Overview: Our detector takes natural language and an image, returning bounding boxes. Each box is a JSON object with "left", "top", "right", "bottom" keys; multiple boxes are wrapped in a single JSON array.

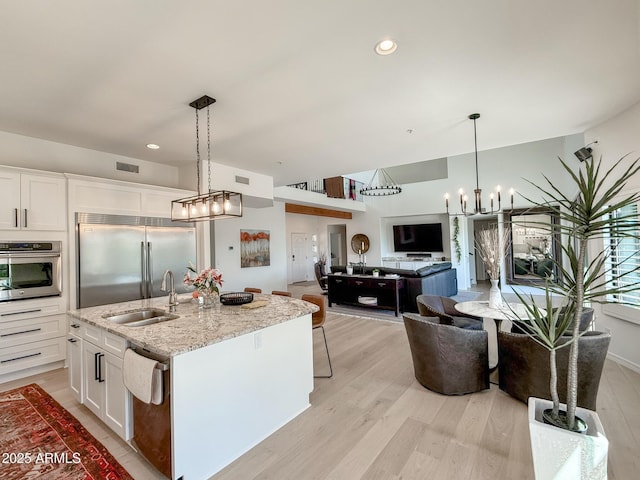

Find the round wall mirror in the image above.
[{"left": 351, "top": 234, "right": 370, "bottom": 253}]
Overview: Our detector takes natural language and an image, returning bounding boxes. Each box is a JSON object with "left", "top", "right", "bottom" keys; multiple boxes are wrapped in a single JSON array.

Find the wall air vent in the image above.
[
  {"left": 235, "top": 175, "right": 250, "bottom": 185},
  {"left": 116, "top": 161, "right": 139, "bottom": 174}
]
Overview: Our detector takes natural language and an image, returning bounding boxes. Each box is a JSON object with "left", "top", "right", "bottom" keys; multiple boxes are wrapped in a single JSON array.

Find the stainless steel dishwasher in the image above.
[{"left": 130, "top": 348, "right": 171, "bottom": 479}]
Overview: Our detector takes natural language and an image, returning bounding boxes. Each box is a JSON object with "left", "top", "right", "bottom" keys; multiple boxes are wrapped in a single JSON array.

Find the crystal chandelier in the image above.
[
  {"left": 171, "top": 95, "right": 242, "bottom": 222},
  {"left": 445, "top": 113, "right": 513, "bottom": 215}
]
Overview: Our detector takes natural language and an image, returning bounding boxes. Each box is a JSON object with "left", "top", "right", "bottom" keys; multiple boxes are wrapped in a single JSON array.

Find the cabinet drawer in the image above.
[
  {"left": 370, "top": 279, "right": 403, "bottom": 290},
  {"left": 0, "top": 314, "right": 66, "bottom": 348},
  {"left": 0, "top": 298, "right": 64, "bottom": 320},
  {"left": 102, "top": 330, "right": 127, "bottom": 358},
  {"left": 79, "top": 321, "right": 102, "bottom": 344},
  {"left": 347, "top": 277, "right": 369, "bottom": 288},
  {"left": 75, "top": 319, "right": 127, "bottom": 358},
  {"left": 0, "top": 337, "right": 65, "bottom": 375}
]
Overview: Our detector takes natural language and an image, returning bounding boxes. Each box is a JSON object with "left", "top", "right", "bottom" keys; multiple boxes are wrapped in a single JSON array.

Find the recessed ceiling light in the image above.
[
  {"left": 375, "top": 38, "right": 397, "bottom": 55},
  {"left": 146, "top": 143, "right": 160, "bottom": 150}
]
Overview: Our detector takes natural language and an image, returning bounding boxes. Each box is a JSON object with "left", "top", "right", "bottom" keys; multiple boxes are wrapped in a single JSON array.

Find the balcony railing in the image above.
[{"left": 287, "top": 177, "right": 364, "bottom": 201}]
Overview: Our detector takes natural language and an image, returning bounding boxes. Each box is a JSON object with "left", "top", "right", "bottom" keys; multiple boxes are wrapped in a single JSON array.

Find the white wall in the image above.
[
  {"left": 585, "top": 100, "right": 640, "bottom": 372},
  {"left": 212, "top": 202, "right": 288, "bottom": 293},
  {"left": 333, "top": 135, "right": 582, "bottom": 269},
  {"left": 0, "top": 130, "right": 186, "bottom": 188}
]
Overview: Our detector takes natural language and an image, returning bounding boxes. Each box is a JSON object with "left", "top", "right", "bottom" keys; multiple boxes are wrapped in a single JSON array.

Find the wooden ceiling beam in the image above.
[{"left": 285, "top": 203, "right": 353, "bottom": 219}]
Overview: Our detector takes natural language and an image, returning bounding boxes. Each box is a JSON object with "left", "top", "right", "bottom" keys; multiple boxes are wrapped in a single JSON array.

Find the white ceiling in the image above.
[{"left": 1, "top": 0, "right": 639, "bottom": 187}]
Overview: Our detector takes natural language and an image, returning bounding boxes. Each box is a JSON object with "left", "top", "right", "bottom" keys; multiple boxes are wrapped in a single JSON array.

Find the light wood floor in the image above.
[{"left": 2, "top": 288, "right": 639, "bottom": 479}]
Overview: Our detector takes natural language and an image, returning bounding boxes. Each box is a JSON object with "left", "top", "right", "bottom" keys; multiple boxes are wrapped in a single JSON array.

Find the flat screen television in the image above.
[{"left": 393, "top": 223, "right": 443, "bottom": 253}]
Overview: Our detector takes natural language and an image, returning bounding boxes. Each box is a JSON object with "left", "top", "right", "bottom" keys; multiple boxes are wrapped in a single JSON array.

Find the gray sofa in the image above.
[{"left": 329, "top": 263, "right": 457, "bottom": 313}]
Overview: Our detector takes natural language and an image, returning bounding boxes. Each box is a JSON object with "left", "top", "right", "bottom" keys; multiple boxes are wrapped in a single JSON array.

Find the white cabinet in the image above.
[
  {"left": 67, "top": 174, "right": 194, "bottom": 218},
  {"left": 0, "top": 298, "right": 67, "bottom": 380},
  {"left": 67, "top": 331, "right": 82, "bottom": 402},
  {"left": 0, "top": 169, "right": 66, "bottom": 231},
  {"left": 76, "top": 320, "right": 131, "bottom": 441}
]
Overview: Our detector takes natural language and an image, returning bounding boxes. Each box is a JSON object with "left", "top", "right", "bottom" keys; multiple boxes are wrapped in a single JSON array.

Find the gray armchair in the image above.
[
  {"left": 403, "top": 312, "right": 489, "bottom": 395},
  {"left": 416, "top": 294, "right": 483, "bottom": 330},
  {"left": 497, "top": 330, "right": 611, "bottom": 410}
]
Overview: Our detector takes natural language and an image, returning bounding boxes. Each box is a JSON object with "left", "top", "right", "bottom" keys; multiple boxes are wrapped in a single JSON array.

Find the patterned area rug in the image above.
[{"left": 0, "top": 383, "right": 133, "bottom": 480}]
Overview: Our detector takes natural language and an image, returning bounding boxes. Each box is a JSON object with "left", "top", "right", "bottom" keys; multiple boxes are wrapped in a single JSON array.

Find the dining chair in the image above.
[
  {"left": 244, "top": 287, "right": 262, "bottom": 294},
  {"left": 301, "top": 294, "right": 333, "bottom": 378}
]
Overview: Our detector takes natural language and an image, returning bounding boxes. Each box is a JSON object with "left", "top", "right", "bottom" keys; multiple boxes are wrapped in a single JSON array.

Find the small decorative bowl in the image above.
[{"left": 220, "top": 292, "right": 254, "bottom": 305}]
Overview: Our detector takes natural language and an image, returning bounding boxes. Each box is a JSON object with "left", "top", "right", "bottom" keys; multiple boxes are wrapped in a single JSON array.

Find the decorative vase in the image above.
[
  {"left": 372, "top": 271, "right": 379, "bottom": 277},
  {"left": 528, "top": 397, "right": 608, "bottom": 479},
  {"left": 346, "top": 266, "right": 353, "bottom": 275},
  {"left": 198, "top": 290, "right": 219, "bottom": 309},
  {"left": 488, "top": 278, "right": 502, "bottom": 309}
]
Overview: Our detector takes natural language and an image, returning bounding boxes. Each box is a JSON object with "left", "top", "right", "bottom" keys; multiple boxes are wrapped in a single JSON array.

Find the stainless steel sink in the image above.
[{"left": 103, "top": 308, "right": 179, "bottom": 327}]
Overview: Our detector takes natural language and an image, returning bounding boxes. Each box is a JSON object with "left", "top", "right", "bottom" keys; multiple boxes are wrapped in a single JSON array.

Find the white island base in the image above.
[{"left": 171, "top": 314, "right": 313, "bottom": 480}]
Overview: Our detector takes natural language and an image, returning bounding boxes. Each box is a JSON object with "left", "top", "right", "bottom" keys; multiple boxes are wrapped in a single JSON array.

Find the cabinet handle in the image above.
[
  {"left": 70, "top": 323, "right": 80, "bottom": 329},
  {"left": 23, "top": 209, "right": 28, "bottom": 228},
  {"left": 355, "top": 281, "right": 364, "bottom": 285},
  {"left": 67, "top": 338, "right": 77, "bottom": 343},
  {"left": 94, "top": 352, "right": 100, "bottom": 380},
  {"left": 0, "top": 327, "right": 42, "bottom": 337},
  {"left": 1, "top": 308, "right": 42, "bottom": 317},
  {"left": 97, "top": 353, "right": 105, "bottom": 383},
  {"left": 14, "top": 208, "right": 18, "bottom": 228},
  {"left": 377, "top": 282, "right": 388, "bottom": 287},
  {"left": 1, "top": 352, "right": 41, "bottom": 364}
]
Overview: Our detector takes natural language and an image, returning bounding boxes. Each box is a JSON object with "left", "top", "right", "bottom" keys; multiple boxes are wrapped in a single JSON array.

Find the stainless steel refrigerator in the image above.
[{"left": 77, "top": 213, "right": 197, "bottom": 308}]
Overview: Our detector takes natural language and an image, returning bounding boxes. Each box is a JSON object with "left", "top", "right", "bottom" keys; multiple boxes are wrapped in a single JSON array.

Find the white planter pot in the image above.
[{"left": 528, "top": 397, "right": 608, "bottom": 480}]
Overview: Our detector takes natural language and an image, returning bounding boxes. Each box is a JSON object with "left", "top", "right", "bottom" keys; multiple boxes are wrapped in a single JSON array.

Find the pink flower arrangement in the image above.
[{"left": 184, "top": 263, "right": 223, "bottom": 294}]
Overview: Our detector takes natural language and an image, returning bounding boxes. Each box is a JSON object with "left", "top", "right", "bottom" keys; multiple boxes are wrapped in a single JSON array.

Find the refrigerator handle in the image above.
[
  {"left": 141, "top": 241, "right": 147, "bottom": 299},
  {"left": 147, "top": 242, "right": 153, "bottom": 298}
]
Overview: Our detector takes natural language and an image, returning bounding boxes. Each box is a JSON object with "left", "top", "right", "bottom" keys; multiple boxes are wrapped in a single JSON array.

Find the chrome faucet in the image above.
[{"left": 161, "top": 269, "right": 178, "bottom": 311}]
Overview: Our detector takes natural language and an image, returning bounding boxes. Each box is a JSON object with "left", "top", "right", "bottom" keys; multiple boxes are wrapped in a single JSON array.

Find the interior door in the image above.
[{"left": 291, "top": 233, "right": 308, "bottom": 283}]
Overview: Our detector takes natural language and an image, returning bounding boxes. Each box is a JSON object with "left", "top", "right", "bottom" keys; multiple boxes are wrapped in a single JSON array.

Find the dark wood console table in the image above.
[{"left": 327, "top": 274, "right": 405, "bottom": 316}]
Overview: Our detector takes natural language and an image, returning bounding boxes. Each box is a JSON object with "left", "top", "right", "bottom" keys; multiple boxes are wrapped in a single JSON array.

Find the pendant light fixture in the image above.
[
  {"left": 445, "top": 113, "right": 513, "bottom": 215},
  {"left": 171, "top": 95, "right": 242, "bottom": 222},
  {"left": 360, "top": 168, "right": 402, "bottom": 196}
]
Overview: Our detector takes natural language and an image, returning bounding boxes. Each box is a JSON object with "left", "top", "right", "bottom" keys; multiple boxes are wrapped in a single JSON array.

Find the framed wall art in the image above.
[{"left": 240, "top": 229, "right": 270, "bottom": 268}]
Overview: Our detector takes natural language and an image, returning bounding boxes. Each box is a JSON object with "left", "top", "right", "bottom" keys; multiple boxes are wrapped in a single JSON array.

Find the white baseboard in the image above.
[
  {"left": 607, "top": 351, "right": 640, "bottom": 374},
  {"left": 0, "top": 360, "right": 65, "bottom": 385}
]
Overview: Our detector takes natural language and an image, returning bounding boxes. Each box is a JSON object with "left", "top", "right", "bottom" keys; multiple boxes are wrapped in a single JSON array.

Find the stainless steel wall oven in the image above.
[{"left": 0, "top": 241, "right": 62, "bottom": 302}]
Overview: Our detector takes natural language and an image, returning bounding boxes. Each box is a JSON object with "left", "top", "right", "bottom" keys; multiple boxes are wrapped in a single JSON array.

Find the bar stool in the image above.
[
  {"left": 301, "top": 294, "right": 333, "bottom": 378},
  {"left": 271, "top": 290, "right": 292, "bottom": 297}
]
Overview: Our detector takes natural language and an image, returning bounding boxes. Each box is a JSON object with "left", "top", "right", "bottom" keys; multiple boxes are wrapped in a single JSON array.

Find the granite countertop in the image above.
[{"left": 68, "top": 293, "right": 318, "bottom": 357}]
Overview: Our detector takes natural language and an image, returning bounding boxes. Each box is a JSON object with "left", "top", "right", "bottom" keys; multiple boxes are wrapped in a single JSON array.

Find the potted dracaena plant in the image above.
[{"left": 511, "top": 154, "right": 640, "bottom": 479}]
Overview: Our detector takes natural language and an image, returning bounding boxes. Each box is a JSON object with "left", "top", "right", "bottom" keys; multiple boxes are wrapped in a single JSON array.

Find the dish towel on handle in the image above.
[{"left": 123, "top": 349, "right": 163, "bottom": 405}]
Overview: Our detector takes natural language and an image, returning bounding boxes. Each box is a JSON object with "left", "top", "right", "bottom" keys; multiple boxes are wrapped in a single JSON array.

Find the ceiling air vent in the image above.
[
  {"left": 116, "top": 161, "right": 139, "bottom": 174},
  {"left": 235, "top": 175, "right": 249, "bottom": 185}
]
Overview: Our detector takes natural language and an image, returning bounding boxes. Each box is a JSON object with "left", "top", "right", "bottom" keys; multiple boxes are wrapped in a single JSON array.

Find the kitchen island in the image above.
[{"left": 68, "top": 293, "right": 317, "bottom": 480}]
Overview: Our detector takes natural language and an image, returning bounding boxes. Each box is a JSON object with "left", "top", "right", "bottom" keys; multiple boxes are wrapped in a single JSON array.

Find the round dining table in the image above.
[{"left": 455, "top": 300, "right": 533, "bottom": 369}]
